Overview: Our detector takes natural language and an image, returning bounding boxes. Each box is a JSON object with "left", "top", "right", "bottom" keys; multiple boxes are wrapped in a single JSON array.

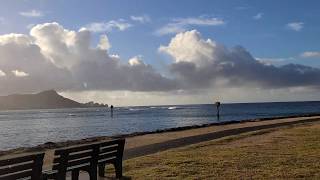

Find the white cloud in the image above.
[
  {"left": 253, "top": 13, "right": 263, "bottom": 20},
  {"left": 0, "top": 33, "right": 32, "bottom": 45},
  {"left": 155, "top": 17, "right": 225, "bottom": 35},
  {"left": 301, "top": 51, "right": 320, "bottom": 58},
  {"left": 97, "top": 34, "right": 111, "bottom": 50},
  {"left": 19, "top": 10, "right": 43, "bottom": 17},
  {"left": 159, "top": 30, "right": 219, "bottom": 67},
  {"left": 0, "top": 70, "right": 6, "bottom": 77},
  {"left": 83, "top": 19, "right": 132, "bottom": 32},
  {"left": 256, "top": 57, "right": 296, "bottom": 66},
  {"left": 130, "top": 15, "right": 151, "bottom": 23},
  {"left": 155, "top": 24, "right": 185, "bottom": 36},
  {"left": 0, "top": 22, "right": 175, "bottom": 95},
  {"left": 1, "top": 22, "right": 320, "bottom": 104},
  {"left": 287, "top": 22, "right": 304, "bottom": 31},
  {"left": 12, "top": 70, "right": 29, "bottom": 77},
  {"left": 128, "top": 55, "right": 145, "bottom": 66},
  {"left": 160, "top": 30, "right": 320, "bottom": 89}
]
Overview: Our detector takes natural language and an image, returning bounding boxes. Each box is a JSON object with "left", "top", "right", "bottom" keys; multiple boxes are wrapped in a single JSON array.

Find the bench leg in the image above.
[
  {"left": 41, "top": 175, "right": 48, "bottom": 180},
  {"left": 57, "top": 172, "right": 67, "bottom": 180},
  {"left": 71, "top": 170, "right": 80, "bottom": 180},
  {"left": 98, "top": 164, "right": 106, "bottom": 177},
  {"left": 89, "top": 168, "right": 97, "bottom": 180},
  {"left": 114, "top": 162, "right": 123, "bottom": 179}
]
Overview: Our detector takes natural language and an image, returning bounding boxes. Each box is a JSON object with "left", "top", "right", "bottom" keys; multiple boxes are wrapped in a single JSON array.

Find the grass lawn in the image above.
[{"left": 110, "top": 122, "right": 320, "bottom": 179}]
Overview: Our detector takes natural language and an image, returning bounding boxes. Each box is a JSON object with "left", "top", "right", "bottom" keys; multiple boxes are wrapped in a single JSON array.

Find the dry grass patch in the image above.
[{"left": 113, "top": 123, "right": 320, "bottom": 179}]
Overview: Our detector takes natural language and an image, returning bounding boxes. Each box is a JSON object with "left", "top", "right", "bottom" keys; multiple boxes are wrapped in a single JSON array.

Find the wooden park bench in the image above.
[
  {"left": 43, "top": 139, "right": 125, "bottom": 180},
  {"left": 0, "top": 153, "right": 44, "bottom": 180}
]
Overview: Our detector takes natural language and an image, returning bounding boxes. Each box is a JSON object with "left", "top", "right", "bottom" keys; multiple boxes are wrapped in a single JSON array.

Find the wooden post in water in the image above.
[
  {"left": 215, "top": 101, "right": 221, "bottom": 120},
  {"left": 110, "top": 105, "right": 114, "bottom": 118}
]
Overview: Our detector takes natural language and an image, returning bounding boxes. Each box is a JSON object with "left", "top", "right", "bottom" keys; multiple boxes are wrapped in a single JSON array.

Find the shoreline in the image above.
[{"left": 1, "top": 113, "right": 320, "bottom": 157}]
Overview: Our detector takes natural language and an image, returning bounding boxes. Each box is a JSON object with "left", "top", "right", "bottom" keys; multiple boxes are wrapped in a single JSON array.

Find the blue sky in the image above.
[
  {"left": 0, "top": 0, "right": 320, "bottom": 105},
  {"left": 1, "top": 0, "right": 319, "bottom": 67}
]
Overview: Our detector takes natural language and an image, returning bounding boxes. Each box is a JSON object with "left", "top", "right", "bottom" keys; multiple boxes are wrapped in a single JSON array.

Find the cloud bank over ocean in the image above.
[{"left": 0, "top": 22, "right": 319, "bottom": 97}]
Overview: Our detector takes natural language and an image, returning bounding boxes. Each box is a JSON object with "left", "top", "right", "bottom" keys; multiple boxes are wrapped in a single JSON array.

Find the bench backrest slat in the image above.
[
  {"left": 67, "top": 157, "right": 92, "bottom": 168},
  {"left": 53, "top": 147, "right": 95, "bottom": 171},
  {"left": 55, "top": 144, "right": 94, "bottom": 154},
  {"left": 0, "top": 153, "right": 44, "bottom": 180},
  {"left": 0, "top": 154, "right": 37, "bottom": 166},
  {"left": 100, "top": 145, "right": 118, "bottom": 154},
  {"left": 53, "top": 150, "right": 93, "bottom": 164},
  {"left": 99, "top": 151, "right": 118, "bottom": 161},
  {"left": 98, "top": 139, "right": 125, "bottom": 164},
  {"left": 0, "top": 169, "right": 33, "bottom": 180},
  {"left": 0, "top": 162, "right": 34, "bottom": 176}
]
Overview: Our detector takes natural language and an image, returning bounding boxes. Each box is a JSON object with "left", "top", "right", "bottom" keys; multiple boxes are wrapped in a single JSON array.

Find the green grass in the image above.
[{"left": 109, "top": 123, "right": 320, "bottom": 179}]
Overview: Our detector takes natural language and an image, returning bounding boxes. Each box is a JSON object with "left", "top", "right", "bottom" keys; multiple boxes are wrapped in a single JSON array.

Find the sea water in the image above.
[{"left": 1, "top": 101, "right": 320, "bottom": 151}]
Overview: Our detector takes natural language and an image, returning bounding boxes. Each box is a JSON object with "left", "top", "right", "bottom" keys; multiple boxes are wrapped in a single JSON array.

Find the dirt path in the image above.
[{"left": 124, "top": 116, "right": 320, "bottom": 159}]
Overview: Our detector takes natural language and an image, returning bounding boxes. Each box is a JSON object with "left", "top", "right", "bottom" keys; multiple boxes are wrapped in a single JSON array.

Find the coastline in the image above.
[{"left": 1, "top": 113, "right": 320, "bottom": 157}]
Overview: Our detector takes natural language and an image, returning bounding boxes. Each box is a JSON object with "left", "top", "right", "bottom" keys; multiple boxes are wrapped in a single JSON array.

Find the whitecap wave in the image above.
[
  {"left": 168, "top": 106, "right": 178, "bottom": 110},
  {"left": 129, "top": 108, "right": 145, "bottom": 111}
]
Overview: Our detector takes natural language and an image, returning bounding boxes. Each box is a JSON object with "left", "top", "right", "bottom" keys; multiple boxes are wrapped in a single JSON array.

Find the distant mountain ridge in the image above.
[{"left": 0, "top": 90, "right": 107, "bottom": 110}]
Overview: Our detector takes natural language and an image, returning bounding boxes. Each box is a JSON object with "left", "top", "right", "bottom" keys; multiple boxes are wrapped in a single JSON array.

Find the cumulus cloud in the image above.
[
  {"left": 159, "top": 30, "right": 320, "bottom": 89},
  {"left": 83, "top": 19, "right": 132, "bottom": 32},
  {"left": 128, "top": 55, "right": 145, "bottom": 66},
  {"left": 0, "top": 32, "right": 74, "bottom": 95},
  {"left": 159, "top": 30, "right": 220, "bottom": 67},
  {"left": 1, "top": 23, "right": 320, "bottom": 97},
  {"left": 130, "top": 15, "right": 151, "bottom": 23},
  {"left": 287, "top": 22, "right": 304, "bottom": 31},
  {"left": 0, "top": 22, "right": 176, "bottom": 95},
  {"left": 155, "top": 17, "right": 225, "bottom": 35},
  {"left": 19, "top": 10, "right": 43, "bottom": 17},
  {"left": 301, "top": 51, "right": 320, "bottom": 58},
  {"left": 97, "top": 34, "right": 111, "bottom": 50}
]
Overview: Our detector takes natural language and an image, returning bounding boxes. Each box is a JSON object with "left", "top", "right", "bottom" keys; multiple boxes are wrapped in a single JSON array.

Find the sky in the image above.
[{"left": 0, "top": 0, "right": 320, "bottom": 106}]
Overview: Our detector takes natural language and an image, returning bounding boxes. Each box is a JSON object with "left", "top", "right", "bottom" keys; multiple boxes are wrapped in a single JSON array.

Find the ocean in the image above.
[{"left": 1, "top": 101, "right": 320, "bottom": 151}]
